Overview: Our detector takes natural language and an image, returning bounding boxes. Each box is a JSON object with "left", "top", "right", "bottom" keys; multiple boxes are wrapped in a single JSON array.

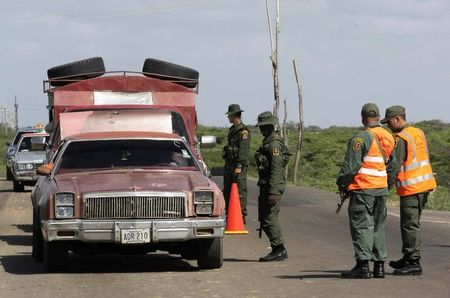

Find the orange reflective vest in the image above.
[
  {"left": 395, "top": 126, "right": 437, "bottom": 196},
  {"left": 348, "top": 126, "right": 395, "bottom": 191}
]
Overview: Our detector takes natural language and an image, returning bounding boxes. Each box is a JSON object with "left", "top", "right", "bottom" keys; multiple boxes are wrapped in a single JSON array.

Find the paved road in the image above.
[{"left": 0, "top": 177, "right": 449, "bottom": 298}]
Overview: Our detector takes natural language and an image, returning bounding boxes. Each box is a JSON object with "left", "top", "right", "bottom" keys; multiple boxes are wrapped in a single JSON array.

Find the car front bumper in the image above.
[
  {"left": 41, "top": 218, "right": 225, "bottom": 243},
  {"left": 13, "top": 170, "right": 39, "bottom": 182}
]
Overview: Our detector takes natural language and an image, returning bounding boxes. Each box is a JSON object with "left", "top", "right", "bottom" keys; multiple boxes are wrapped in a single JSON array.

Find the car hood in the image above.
[
  {"left": 54, "top": 170, "right": 212, "bottom": 194},
  {"left": 15, "top": 151, "right": 46, "bottom": 163}
]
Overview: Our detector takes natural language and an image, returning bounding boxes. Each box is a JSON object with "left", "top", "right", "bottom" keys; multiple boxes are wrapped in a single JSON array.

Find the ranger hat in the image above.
[
  {"left": 256, "top": 111, "right": 278, "bottom": 127},
  {"left": 361, "top": 103, "right": 380, "bottom": 117},
  {"left": 226, "top": 104, "right": 244, "bottom": 116},
  {"left": 380, "top": 105, "right": 406, "bottom": 124}
]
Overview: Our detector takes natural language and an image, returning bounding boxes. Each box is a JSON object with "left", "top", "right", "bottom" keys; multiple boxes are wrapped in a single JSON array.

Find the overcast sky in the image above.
[{"left": 1, "top": 0, "right": 449, "bottom": 128}]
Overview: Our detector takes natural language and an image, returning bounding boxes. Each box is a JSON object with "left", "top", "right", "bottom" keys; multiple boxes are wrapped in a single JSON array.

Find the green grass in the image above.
[
  {"left": 0, "top": 125, "right": 15, "bottom": 177},
  {"left": 199, "top": 121, "right": 450, "bottom": 211}
]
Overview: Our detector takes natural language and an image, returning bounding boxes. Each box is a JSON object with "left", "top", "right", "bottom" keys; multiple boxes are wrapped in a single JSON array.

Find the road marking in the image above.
[{"left": 388, "top": 212, "right": 450, "bottom": 225}]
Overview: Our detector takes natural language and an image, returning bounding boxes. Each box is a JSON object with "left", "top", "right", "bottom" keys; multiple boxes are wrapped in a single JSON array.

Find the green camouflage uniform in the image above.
[
  {"left": 336, "top": 123, "right": 389, "bottom": 262},
  {"left": 255, "top": 130, "right": 289, "bottom": 248},
  {"left": 223, "top": 122, "right": 250, "bottom": 216}
]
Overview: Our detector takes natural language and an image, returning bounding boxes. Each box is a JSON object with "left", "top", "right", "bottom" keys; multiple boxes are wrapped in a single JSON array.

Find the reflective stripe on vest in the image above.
[
  {"left": 358, "top": 167, "right": 387, "bottom": 177},
  {"left": 363, "top": 156, "right": 385, "bottom": 163},
  {"left": 396, "top": 127, "right": 437, "bottom": 196},
  {"left": 396, "top": 173, "right": 435, "bottom": 187},
  {"left": 400, "top": 160, "right": 430, "bottom": 173}
]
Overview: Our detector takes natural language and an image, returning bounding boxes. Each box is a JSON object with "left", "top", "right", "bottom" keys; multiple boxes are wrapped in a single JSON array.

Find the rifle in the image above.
[
  {"left": 336, "top": 191, "right": 350, "bottom": 214},
  {"left": 257, "top": 222, "right": 262, "bottom": 238}
]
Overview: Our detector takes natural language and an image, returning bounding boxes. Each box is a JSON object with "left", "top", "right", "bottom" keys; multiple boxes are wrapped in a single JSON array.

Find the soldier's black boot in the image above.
[
  {"left": 341, "top": 261, "right": 372, "bottom": 279},
  {"left": 373, "top": 261, "right": 385, "bottom": 278},
  {"left": 393, "top": 259, "right": 422, "bottom": 276},
  {"left": 389, "top": 258, "right": 408, "bottom": 269},
  {"left": 259, "top": 245, "right": 288, "bottom": 262}
]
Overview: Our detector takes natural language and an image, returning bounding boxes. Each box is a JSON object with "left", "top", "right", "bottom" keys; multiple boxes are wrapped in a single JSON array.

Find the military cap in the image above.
[
  {"left": 256, "top": 111, "right": 278, "bottom": 126},
  {"left": 380, "top": 105, "right": 406, "bottom": 124},
  {"left": 361, "top": 103, "right": 380, "bottom": 117},
  {"left": 226, "top": 104, "right": 244, "bottom": 116}
]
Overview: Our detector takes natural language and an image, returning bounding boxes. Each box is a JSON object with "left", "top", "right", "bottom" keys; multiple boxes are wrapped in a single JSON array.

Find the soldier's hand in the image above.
[
  {"left": 268, "top": 195, "right": 279, "bottom": 207},
  {"left": 234, "top": 167, "right": 242, "bottom": 174},
  {"left": 339, "top": 190, "right": 349, "bottom": 200}
]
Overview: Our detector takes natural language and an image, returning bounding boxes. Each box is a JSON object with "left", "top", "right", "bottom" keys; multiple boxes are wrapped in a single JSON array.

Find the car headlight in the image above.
[
  {"left": 56, "top": 207, "right": 74, "bottom": 218},
  {"left": 55, "top": 193, "right": 75, "bottom": 218},
  {"left": 26, "top": 163, "right": 34, "bottom": 170},
  {"left": 194, "top": 191, "right": 214, "bottom": 215},
  {"left": 194, "top": 191, "right": 213, "bottom": 203},
  {"left": 17, "top": 164, "right": 26, "bottom": 171}
]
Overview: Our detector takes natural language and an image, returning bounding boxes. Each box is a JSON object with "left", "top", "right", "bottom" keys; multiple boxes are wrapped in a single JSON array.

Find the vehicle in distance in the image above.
[
  {"left": 7, "top": 132, "right": 49, "bottom": 192},
  {"left": 31, "top": 131, "right": 225, "bottom": 272},
  {"left": 5, "top": 126, "right": 42, "bottom": 179}
]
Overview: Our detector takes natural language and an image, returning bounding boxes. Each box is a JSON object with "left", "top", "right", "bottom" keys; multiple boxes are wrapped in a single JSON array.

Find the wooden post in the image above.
[
  {"left": 265, "top": 0, "right": 281, "bottom": 120},
  {"left": 283, "top": 98, "right": 289, "bottom": 179},
  {"left": 292, "top": 59, "right": 304, "bottom": 185}
]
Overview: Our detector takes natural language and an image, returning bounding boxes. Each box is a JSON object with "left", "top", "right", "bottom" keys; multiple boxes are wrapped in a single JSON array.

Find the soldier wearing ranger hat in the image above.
[
  {"left": 384, "top": 105, "right": 437, "bottom": 276},
  {"left": 222, "top": 104, "right": 250, "bottom": 221},
  {"left": 255, "top": 111, "right": 290, "bottom": 262}
]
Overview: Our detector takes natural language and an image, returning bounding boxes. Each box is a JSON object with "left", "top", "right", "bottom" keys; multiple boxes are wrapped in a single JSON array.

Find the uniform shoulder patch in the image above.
[
  {"left": 352, "top": 137, "right": 364, "bottom": 151},
  {"left": 273, "top": 148, "right": 280, "bottom": 156},
  {"left": 241, "top": 130, "right": 249, "bottom": 140}
]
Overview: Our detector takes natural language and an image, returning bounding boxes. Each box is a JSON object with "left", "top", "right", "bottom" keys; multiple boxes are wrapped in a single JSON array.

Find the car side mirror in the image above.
[
  {"left": 199, "top": 135, "right": 217, "bottom": 149},
  {"left": 36, "top": 163, "right": 54, "bottom": 176},
  {"left": 5, "top": 141, "right": 10, "bottom": 146}
]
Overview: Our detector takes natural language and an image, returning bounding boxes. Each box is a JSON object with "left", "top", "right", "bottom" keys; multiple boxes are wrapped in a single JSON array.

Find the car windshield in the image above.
[
  {"left": 57, "top": 139, "right": 198, "bottom": 173},
  {"left": 18, "top": 136, "right": 48, "bottom": 152}
]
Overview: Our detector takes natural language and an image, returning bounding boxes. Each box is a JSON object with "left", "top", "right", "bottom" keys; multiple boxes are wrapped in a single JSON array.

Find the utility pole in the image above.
[{"left": 14, "top": 96, "right": 19, "bottom": 132}]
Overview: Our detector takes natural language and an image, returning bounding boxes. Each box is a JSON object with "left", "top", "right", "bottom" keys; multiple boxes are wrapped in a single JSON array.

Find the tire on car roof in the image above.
[
  {"left": 47, "top": 57, "right": 105, "bottom": 86},
  {"left": 142, "top": 58, "right": 199, "bottom": 88}
]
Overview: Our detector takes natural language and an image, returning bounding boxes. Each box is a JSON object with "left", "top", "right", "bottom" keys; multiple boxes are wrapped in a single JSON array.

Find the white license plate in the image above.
[{"left": 121, "top": 229, "right": 150, "bottom": 244}]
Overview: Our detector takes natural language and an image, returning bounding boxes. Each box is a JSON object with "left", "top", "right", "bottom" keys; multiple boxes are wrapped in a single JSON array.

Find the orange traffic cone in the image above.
[{"left": 225, "top": 182, "right": 248, "bottom": 235}]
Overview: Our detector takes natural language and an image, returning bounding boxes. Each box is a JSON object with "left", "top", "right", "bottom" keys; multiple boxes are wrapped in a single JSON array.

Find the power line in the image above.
[{"left": 0, "top": 0, "right": 227, "bottom": 24}]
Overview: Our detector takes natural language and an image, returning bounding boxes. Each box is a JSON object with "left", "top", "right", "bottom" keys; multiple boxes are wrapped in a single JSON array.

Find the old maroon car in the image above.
[{"left": 31, "top": 131, "right": 225, "bottom": 272}]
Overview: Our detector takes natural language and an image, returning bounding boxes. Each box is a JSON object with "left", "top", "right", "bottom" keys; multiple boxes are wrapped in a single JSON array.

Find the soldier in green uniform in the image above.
[
  {"left": 383, "top": 106, "right": 437, "bottom": 276},
  {"left": 255, "top": 111, "right": 290, "bottom": 262},
  {"left": 222, "top": 104, "right": 250, "bottom": 221},
  {"left": 337, "top": 103, "right": 395, "bottom": 279}
]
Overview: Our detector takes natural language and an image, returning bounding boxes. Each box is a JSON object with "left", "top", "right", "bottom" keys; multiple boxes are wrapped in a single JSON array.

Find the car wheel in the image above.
[
  {"left": 6, "top": 167, "right": 13, "bottom": 181},
  {"left": 47, "top": 57, "right": 105, "bottom": 86},
  {"left": 142, "top": 58, "right": 199, "bottom": 88},
  {"left": 197, "top": 237, "right": 223, "bottom": 269},
  {"left": 12, "top": 179, "right": 24, "bottom": 192},
  {"left": 32, "top": 211, "right": 44, "bottom": 262},
  {"left": 43, "top": 241, "right": 68, "bottom": 272}
]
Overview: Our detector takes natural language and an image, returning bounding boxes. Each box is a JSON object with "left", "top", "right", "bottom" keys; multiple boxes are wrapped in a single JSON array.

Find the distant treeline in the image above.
[{"left": 198, "top": 120, "right": 450, "bottom": 211}]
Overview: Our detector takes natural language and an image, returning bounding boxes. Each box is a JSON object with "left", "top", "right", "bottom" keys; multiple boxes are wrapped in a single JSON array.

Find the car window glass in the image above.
[
  {"left": 57, "top": 139, "right": 198, "bottom": 173},
  {"left": 19, "top": 136, "right": 48, "bottom": 152}
]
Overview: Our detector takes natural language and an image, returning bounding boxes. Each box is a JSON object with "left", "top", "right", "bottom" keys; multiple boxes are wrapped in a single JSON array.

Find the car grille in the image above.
[{"left": 83, "top": 192, "right": 187, "bottom": 219}]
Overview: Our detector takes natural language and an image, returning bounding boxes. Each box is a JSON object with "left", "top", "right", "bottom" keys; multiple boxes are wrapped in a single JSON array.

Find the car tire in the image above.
[
  {"left": 47, "top": 57, "right": 105, "bottom": 86},
  {"left": 32, "top": 211, "right": 44, "bottom": 262},
  {"left": 12, "top": 179, "right": 24, "bottom": 192},
  {"left": 43, "top": 240, "right": 68, "bottom": 272},
  {"left": 197, "top": 237, "right": 223, "bottom": 269},
  {"left": 142, "top": 58, "right": 199, "bottom": 88},
  {"left": 6, "top": 167, "right": 13, "bottom": 181}
]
